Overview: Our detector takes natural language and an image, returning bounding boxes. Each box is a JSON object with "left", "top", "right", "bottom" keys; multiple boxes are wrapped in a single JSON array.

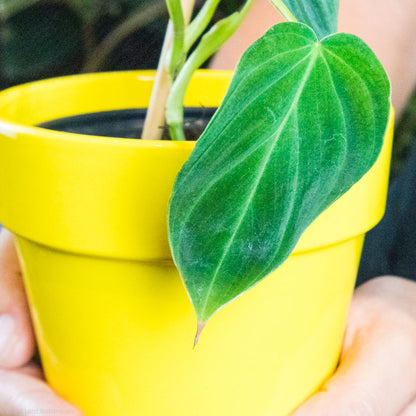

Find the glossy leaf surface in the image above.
[
  {"left": 168, "top": 22, "right": 390, "bottom": 323},
  {"left": 281, "top": 0, "right": 339, "bottom": 38}
]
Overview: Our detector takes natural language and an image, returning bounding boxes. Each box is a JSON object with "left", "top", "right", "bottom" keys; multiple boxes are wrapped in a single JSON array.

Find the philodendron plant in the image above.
[{"left": 148, "top": 0, "right": 391, "bottom": 341}]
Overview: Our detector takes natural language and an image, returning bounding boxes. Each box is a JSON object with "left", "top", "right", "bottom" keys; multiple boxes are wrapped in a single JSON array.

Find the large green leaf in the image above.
[
  {"left": 168, "top": 22, "right": 390, "bottom": 324},
  {"left": 279, "top": 0, "right": 339, "bottom": 38}
]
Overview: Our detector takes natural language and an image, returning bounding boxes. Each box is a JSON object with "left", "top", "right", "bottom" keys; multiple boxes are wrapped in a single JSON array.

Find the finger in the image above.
[
  {"left": 15, "top": 360, "right": 44, "bottom": 379},
  {"left": 0, "top": 368, "right": 84, "bottom": 416},
  {"left": 0, "top": 229, "right": 36, "bottom": 368},
  {"left": 399, "top": 396, "right": 416, "bottom": 416},
  {"left": 291, "top": 277, "right": 416, "bottom": 416}
]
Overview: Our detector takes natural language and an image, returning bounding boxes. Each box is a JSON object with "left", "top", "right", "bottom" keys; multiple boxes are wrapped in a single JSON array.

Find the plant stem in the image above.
[
  {"left": 141, "top": 0, "right": 195, "bottom": 141},
  {"left": 267, "top": 0, "right": 297, "bottom": 22},
  {"left": 166, "top": 0, "right": 255, "bottom": 141},
  {"left": 141, "top": 22, "right": 175, "bottom": 140},
  {"left": 185, "top": 0, "right": 222, "bottom": 52},
  {"left": 166, "top": 0, "right": 186, "bottom": 77}
]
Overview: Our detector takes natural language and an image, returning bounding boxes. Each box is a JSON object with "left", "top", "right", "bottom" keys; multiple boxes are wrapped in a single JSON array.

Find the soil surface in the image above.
[{"left": 39, "top": 107, "right": 217, "bottom": 141}]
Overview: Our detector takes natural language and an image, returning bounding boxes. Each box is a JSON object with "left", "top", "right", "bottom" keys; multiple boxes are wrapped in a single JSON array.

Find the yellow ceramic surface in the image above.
[{"left": 0, "top": 71, "right": 394, "bottom": 416}]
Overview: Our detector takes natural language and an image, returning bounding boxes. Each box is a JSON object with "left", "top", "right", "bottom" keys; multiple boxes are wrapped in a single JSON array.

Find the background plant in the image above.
[{"left": 0, "top": 0, "right": 244, "bottom": 88}]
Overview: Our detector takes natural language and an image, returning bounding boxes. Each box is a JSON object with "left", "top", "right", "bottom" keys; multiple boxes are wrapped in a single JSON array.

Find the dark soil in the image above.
[{"left": 38, "top": 107, "right": 217, "bottom": 141}]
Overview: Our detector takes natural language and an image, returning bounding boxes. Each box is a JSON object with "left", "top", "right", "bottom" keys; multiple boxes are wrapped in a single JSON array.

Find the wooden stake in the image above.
[{"left": 141, "top": 0, "right": 196, "bottom": 140}]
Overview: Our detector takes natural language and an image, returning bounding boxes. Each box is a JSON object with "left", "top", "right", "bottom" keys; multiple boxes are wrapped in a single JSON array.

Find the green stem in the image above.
[
  {"left": 166, "top": 0, "right": 255, "bottom": 141},
  {"left": 166, "top": 0, "right": 186, "bottom": 79},
  {"left": 267, "top": 0, "right": 297, "bottom": 22},
  {"left": 184, "top": 0, "right": 222, "bottom": 52}
]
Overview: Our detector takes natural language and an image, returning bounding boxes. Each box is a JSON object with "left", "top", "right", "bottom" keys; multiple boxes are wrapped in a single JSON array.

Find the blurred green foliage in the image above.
[
  {"left": 0, "top": 0, "right": 415, "bottom": 171},
  {"left": 0, "top": 0, "right": 162, "bottom": 87},
  {"left": 0, "top": 0, "right": 243, "bottom": 89}
]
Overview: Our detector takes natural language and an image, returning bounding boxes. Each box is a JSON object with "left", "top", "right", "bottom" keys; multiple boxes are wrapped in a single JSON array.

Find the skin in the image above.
[
  {"left": 211, "top": 0, "right": 416, "bottom": 115},
  {"left": 291, "top": 276, "right": 416, "bottom": 416},
  {"left": 0, "top": 230, "right": 84, "bottom": 415},
  {"left": 1, "top": 227, "right": 416, "bottom": 415},
  {"left": 1, "top": 1, "right": 416, "bottom": 414}
]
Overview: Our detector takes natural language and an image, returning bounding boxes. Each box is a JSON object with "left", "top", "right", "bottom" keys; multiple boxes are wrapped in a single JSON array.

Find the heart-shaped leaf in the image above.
[
  {"left": 279, "top": 0, "right": 339, "bottom": 38},
  {"left": 168, "top": 22, "right": 390, "bottom": 324}
]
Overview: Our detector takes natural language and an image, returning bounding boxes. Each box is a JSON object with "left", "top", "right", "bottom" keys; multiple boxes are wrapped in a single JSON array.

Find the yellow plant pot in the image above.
[{"left": 0, "top": 71, "right": 393, "bottom": 416}]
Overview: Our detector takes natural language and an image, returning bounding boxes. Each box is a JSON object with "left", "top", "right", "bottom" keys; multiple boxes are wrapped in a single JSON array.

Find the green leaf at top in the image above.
[
  {"left": 279, "top": 0, "right": 339, "bottom": 38},
  {"left": 168, "top": 22, "right": 390, "bottom": 324}
]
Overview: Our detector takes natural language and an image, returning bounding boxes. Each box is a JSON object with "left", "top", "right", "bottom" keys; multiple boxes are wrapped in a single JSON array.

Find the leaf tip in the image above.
[{"left": 193, "top": 321, "right": 207, "bottom": 348}]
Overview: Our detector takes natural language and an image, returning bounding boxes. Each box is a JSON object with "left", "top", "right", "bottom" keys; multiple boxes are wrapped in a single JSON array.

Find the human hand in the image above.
[
  {"left": 3, "top": 227, "right": 415, "bottom": 416},
  {"left": 0, "top": 229, "right": 83, "bottom": 416},
  {"left": 291, "top": 276, "right": 416, "bottom": 416}
]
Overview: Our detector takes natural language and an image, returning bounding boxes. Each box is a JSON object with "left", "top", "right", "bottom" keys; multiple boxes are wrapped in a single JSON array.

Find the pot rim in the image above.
[
  {"left": 0, "top": 69, "right": 233, "bottom": 149},
  {"left": 0, "top": 70, "right": 394, "bottom": 260}
]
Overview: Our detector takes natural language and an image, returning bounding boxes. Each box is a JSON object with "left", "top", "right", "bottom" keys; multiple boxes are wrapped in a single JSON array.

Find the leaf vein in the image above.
[
  {"left": 322, "top": 46, "right": 377, "bottom": 168},
  {"left": 199, "top": 46, "right": 319, "bottom": 320},
  {"left": 174, "top": 50, "right": 315, "bottom": 244}
]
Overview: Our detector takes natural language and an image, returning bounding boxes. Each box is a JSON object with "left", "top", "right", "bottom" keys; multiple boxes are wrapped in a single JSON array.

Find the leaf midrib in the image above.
[
  {"left": 173, "top": 43, "right": 314, "bottom": 188},
  {"left": 198, "top": 44, "right": 320, "bottom": 321},
  {"left": 172, "top": 49, "right": 315, "bottom": 248}
]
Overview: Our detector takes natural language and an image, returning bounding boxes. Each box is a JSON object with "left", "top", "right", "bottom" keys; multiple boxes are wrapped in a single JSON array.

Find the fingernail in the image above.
[{"left": 0, "top": 314, "right": 15, "bottom": 363}]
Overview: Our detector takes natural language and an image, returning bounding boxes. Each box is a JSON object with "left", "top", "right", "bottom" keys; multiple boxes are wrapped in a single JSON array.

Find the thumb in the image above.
[
  {"left": 291, "top": 277, "right": 416, "bottom": 416},
  {"left": 0, "top": 365, "right": 85, "bottom": 416},
  {"left": 0, "top": 229, "right": 36, "bottom": 368}
]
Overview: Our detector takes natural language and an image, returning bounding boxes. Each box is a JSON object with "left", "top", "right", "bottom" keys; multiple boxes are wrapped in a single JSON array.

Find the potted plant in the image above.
[{"left": 0, "top": 0, "right": 392, "bottom": 415}]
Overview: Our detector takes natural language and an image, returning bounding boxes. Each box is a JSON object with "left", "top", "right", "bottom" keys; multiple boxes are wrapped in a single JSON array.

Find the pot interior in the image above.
[{"left": 38, "top": 107, "right": 217, "bottom": 140}]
